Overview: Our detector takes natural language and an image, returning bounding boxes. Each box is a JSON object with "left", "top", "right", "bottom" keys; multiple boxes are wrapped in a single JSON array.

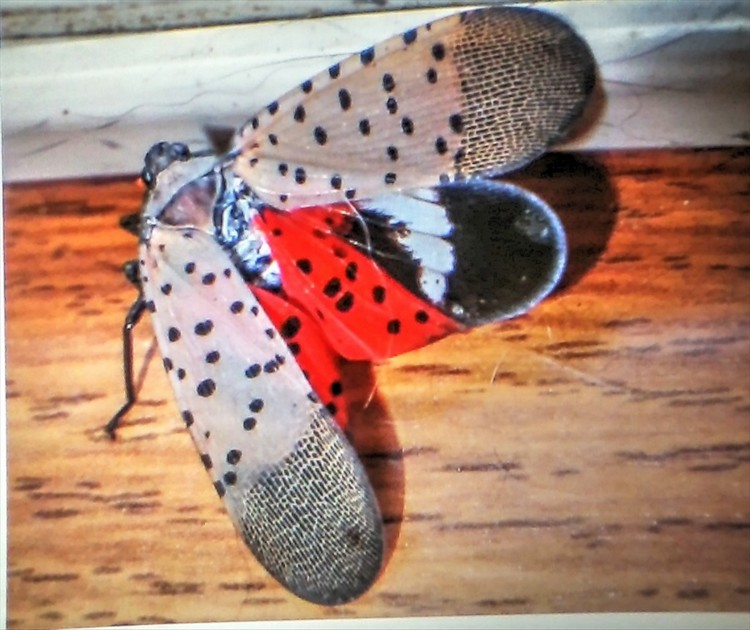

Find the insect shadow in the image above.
[
  {"left": 505, "top": 151, "right": 619, "bottom": 291},
  {"left": 338, "top": 360, "right": 404, "bottom": 567}
]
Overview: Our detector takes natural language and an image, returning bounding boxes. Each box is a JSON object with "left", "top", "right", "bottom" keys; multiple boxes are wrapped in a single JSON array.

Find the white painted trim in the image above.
[{"left": 2, "top": 1, "right": 748, "bottom": 182}]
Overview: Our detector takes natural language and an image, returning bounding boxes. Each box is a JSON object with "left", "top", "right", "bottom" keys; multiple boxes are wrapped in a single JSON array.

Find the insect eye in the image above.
[
  {"left": 141, "top": 167, "right": 155, "bottom": 188},
  {"left": 141, "top": 142, "right": 193, "bottom": 188}
]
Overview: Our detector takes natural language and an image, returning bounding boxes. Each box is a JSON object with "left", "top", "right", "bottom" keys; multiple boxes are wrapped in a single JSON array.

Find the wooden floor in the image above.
[{"left": 5, "top": 147, "right": 749, "bottom": 628}]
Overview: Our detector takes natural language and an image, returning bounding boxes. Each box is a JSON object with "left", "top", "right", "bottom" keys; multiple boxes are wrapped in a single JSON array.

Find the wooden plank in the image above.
[{"left": 5, "top": 147, "right": 750, "bottom": 628}]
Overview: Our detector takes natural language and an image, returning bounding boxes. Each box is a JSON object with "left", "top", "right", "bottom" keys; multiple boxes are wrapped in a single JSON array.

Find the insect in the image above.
[{"left": 108, "top": 6, "right": 595, "bottom": 606}]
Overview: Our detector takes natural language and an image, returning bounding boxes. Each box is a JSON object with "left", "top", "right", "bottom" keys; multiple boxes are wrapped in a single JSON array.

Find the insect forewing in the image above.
[
  {"left": 235, "top": 7, "right": 595, "bottom": 209},
  {"left": 138, "top": 166, "right": 382, "bottom": 605}
]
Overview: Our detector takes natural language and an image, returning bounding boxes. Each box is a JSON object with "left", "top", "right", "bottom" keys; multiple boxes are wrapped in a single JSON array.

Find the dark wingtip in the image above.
[{"left": 232, "top": 410, "right": 383, "bottom": 606}]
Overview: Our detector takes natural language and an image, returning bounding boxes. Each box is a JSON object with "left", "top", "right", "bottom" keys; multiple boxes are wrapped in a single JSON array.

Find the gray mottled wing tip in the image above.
[
  {"left": 456, "top": 6, "right": 597, "bottom": 177},
  {"left": 234, "top": 410, "right": 383, "bottom": 606}
]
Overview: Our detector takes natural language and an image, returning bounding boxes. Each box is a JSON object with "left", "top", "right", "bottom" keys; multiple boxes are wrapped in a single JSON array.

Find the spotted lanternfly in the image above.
[{"left": 109, "top": 7, "right": 595, "bottom": 605}]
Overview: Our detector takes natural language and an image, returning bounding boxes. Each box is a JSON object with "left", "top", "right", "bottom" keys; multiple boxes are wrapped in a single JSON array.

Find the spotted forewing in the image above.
[
  {"left": 234, "top": 7, "right": 594, "bottom": 209},
  {"left": 136, "top": 157, "right": 382, "bottom": 605}
]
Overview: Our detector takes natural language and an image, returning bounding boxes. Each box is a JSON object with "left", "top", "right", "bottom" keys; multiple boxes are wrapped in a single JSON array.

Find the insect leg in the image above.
[{"left": 106, "top": 261, "right": 146, "bottom": 439}]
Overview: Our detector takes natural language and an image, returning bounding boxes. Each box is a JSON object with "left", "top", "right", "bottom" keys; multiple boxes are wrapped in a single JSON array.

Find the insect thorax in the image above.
[
  {"left": 141, "top": 142, "right": 281, "bottom": 292},
  {"left": 213, "top": 172, "right": 282, "bottom": 292}
]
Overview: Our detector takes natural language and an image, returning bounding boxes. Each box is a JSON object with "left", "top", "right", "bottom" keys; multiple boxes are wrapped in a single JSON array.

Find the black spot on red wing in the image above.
[
  {"left": 249, "top": 398, "right": 264, "bottom": 413},
  {"left": 330, "top": 381, "right": 343, "bottom": 396},
  {"left": 323, "top": 277, "right": 342, "bottom": 297},
  {"left": 345, "top": 262, "right": 358, "bottom": 281},
  {"left": 288, "top": 341, "right": 301, "bottom": 355},
  {"left": 182, "top": 410, "right": 194, "bottom": 427},
  {"left": 280, "top": 316, "right": 301, "bottom": 338},
  {"left": 296, "top": 258, "right": 313, "bottom": 273},
  {"left": 197, "top": 379, "right": 216, "bottom": 397},
  {"left": 415, "top": 310, "right": 430, "bottom": 323},
  {"left": 326, "top": 402, "right": 338, "bottom": 416},
  {"left": 387, "top": 319, "right": 401, "bottom": 334},
  {"left": 373, "top": 285, "right": 386, "bottom": 303},
  {"left": 335, "top": 292, "right": 354, "bottom": 312},
  {"left": 226, "top": 449, "right": 242, "bottom": 465},
  {"left": 168, "top": 327, "right": 181, "bottom": 342},
  {"left": 272, "top": 228, "right": 282, "bottom": 237}
]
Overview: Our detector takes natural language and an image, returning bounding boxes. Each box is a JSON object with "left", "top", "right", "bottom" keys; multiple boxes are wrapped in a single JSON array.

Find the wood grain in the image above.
[{"left": 5, "top": 148, "right": 750, "bottom": 628}]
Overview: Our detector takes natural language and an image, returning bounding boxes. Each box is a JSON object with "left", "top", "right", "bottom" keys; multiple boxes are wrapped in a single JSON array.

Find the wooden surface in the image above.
[{"left": 5, "top": 148, "right": 750, "bottom": 628}]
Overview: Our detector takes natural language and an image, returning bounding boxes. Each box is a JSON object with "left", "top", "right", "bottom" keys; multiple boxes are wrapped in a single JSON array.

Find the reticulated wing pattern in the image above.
[
  {"left": 234, "top": 7, "right": 595, "bottom": 209},
  {"left": 139, "top": 226, "right": 382, "bottom": 605}
]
